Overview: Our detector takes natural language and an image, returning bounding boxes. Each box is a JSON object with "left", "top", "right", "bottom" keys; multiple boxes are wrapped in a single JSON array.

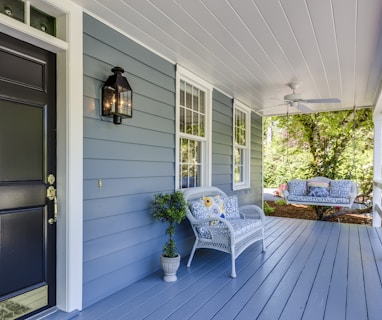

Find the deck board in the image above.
[
  {"left": 197, "top": 219, "right": 311, "bottom": 319},
  {"left": 233, "top": 220, "right": 323, "bottom": 319},
  {"left": 274, "top": 221, "right": 334, "bottom": 320},
  {"left": 360, "top": 227, "right": 382, "bottom": 319},
  {"left": 256, "top": 221, "right": 328, "bottom": 319},
  {"left": 347, "top": 225, "right": 368, "bottom": 320},
  {"left": 324, "top": 224, "right": 349, "bottom": 319},
  {"left": 73, "top": 217, "right": 382, "bottom": 320},
  {"left": 302, "top": 222, "right": 341, "bottom": 320}
]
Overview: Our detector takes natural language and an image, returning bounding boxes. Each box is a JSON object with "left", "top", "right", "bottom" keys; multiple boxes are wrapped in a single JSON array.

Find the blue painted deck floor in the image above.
[{"left": 74, "top": 217, "right": 382, "bottom": 320}]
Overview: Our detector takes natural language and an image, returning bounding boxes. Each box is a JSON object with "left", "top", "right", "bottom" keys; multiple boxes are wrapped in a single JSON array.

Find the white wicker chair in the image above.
[{"left": 182, "top": 186, "right": 266, "bottom": 278}]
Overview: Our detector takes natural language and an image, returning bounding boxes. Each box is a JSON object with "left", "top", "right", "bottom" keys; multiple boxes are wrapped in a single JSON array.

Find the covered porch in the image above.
[
  {"left": 1, "top": 1, "right": 382, "bottom": 317},
  {"left": 73, "top": 216, "right": 382, "bottom": 319}
]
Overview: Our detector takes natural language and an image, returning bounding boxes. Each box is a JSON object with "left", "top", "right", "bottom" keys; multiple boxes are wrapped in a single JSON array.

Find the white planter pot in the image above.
[{"left": 160, "top": 254, "right": 181, "bottom": 282}]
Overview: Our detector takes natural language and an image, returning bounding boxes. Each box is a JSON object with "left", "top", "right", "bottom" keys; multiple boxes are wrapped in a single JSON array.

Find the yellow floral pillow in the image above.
[{"left": 202, "top": 195, "right": 226, "bottom": 225}]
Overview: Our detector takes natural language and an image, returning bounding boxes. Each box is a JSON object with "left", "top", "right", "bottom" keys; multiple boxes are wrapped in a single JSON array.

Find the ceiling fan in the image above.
[
  {"left": 283, "top": 82, "right": 340, "bottom": 105},
  {"left": 260, "top": 82, "right": 341, "bottom": 113}
]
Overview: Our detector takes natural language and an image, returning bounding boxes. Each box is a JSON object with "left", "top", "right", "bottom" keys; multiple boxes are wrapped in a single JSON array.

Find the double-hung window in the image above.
[
  {"left": 176, "top": 66, "right": 212, "bottom": 189},
  {"left": 233, "top": 100, "right": 251, "bottom": 190}
]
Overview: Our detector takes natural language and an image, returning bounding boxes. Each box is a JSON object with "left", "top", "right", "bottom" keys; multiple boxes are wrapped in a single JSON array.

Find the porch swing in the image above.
[{"left": 281, "top": 106, "right": 359, "bottom": 212}]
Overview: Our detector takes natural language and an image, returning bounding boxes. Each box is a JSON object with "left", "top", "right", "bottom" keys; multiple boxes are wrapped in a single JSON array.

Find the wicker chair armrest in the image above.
[{"left": 239, "top": 205, "right": 266, "bottom": 224}]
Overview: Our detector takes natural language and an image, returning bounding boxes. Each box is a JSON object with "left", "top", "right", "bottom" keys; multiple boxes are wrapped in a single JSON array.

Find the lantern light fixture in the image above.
[{"left": 102, "top": 66, "right": 133, "bottom": 125}]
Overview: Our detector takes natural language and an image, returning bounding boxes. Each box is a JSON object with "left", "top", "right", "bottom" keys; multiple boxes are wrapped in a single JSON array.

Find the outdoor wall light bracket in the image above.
[{"left": 101, "top": 66, "right": 133, "bottom": 125}]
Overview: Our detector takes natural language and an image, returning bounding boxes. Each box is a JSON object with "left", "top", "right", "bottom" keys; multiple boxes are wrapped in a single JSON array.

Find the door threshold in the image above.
[{"left": 26, "top": 307, "right": 79, "bottom": 320}]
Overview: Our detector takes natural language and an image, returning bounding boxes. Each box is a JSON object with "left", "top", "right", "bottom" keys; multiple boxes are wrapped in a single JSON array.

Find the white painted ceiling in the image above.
[{"left": 73, "top": 0, "right": 382, "bottom": 116}]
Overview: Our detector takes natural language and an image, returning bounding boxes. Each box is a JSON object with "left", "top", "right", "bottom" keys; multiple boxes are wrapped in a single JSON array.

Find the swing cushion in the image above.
[
  {"left": 307, "top": 181, "right": 330, "bottom": 197},
  {"left": 287, "top": 179, "right": 307, "bottom": 196},
  {"left": 330, "top": 180, "right": 353, "bottom": 198},
  {"left": 283, "top": 177, "right": 357, "bottom": 208},
  {"left": 286, "top": 194, "right": 350, "bottom": 205}
]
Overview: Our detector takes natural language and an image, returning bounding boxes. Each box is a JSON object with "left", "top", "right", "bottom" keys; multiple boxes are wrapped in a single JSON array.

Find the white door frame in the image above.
[{"left": 0, "top": 0, "right": 84, "bottom": 312}]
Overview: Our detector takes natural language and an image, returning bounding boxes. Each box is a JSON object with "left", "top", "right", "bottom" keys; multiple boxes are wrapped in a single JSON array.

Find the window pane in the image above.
[
  {"left": 234, "top": 166, "right": 243, "bottom": 183},
  {"left": 186, "top": 109, "right": 192, "bottom": 134},
  {"left": 179, "top": 80, "right": 206, "bottom": 139},
  {"left": 234, "top": 148, "right": 244, "bottom": 183},
  {"left": 180, "top": 138, "right": 188, "bottom": 163},
  {"left": 179, "top": 138, "right": 202, "bottom": 188},
  {"left": 193, "top": 112, "right": 199, "bottom": 136},
  {"left": 193, "top": 87, "right": 199, "bottom": 111},
  {"left": 235, "top": 148, "right": 242, "bottom": 166},
  {"left": 199, "top": 91, "right": 205, "bottom": 114},
  {"left": 200, "top": 114, "right": 205, "bottom": 138},
  {"left": 179, "top": 106, "right": 185, "bottom": 133},
  {"left": 193, "top": 164, "right": 200, "bottom": 187},
  {"left": 235, "top": 109, "right": 246, "bottom": 146},
  {"left": 186, "top": 83, "right": 192, "bottom": 109},
  {"left": 180, "top": 164, "right": 188, "bottom": 188},
  {"left": 180, "top": 80, "right": 185, "bottom": 106},
  {"left": 235, "top": 111, "right": 239, "bottom": 143},
  {"left": 233, "top": 104, "right": 250, "bottom": 188}
]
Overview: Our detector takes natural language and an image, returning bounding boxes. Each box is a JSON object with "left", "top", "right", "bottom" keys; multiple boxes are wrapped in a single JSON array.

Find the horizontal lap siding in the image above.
[
  {"left": 211, "top": 90, "right": 233, "bottom": 192},
  {"left": 249, "top": 113, "right": 263, "bottom": 205},
  {"left": 82, "top": 13, "right": 193, "bottom": 307}
]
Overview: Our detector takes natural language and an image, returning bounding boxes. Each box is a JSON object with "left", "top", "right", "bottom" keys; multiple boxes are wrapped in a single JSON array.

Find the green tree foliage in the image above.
[{"left": 263, "top": 109, "right": 373, "bottom": 195}]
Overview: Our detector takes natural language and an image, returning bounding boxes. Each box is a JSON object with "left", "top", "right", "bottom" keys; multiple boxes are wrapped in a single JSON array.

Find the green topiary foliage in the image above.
[{"left": 152, "top": 191, "right": 188, "bottom": 258}]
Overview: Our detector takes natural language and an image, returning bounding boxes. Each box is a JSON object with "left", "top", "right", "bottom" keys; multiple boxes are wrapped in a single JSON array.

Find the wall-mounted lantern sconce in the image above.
[{"left": 102, "top": 66, "right": 133, "bottom": 125}]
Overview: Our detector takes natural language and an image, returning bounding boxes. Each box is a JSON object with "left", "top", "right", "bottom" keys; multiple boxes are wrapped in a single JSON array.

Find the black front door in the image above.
[{"left": 0, "top": 32, "right": 57, "bottom": 319}]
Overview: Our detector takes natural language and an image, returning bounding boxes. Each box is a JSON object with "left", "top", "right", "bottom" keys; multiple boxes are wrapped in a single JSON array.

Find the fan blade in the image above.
[
  {"left": 297, "top": 104, "right": 311, "bottom": 113},
  {"left": 304, "top": 98, "right": 341, "bottom": 103}
]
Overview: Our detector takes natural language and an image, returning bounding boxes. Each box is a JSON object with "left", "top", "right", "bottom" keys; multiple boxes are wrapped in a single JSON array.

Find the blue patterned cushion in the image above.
[
  {"left": 307, "top": 181, "right": 330, "bottom": 197},
  {"left": 189, "top": 198, "right": 208, "bottom": 219},
  {"left": 288, "top": 180, "right": 307, "bottom": 196},
  {"left": 189, "top": 199, "right": 211, "bottom": 238},
  {"left": 222, "top": 195, "right": 240, "bottom": 220},
  {"left": 287, "top": 195, "right": 350, "bottom": 204},
  {"left": 210, "top": 219, "right": 263, "bottom": 239},
  {"left": 330, "top": 180, "right": 352, "bottom": 198},
  {"left": 308, "top": 186, "right": 329, "bottom": 197}
]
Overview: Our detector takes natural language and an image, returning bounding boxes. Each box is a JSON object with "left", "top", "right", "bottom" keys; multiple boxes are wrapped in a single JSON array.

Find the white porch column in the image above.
[
  {"left": 373, "top": 115, "right": 382, "bottom": 227},
  {"left": 55, "top": 0, "right": 84, "bottom": 312}
]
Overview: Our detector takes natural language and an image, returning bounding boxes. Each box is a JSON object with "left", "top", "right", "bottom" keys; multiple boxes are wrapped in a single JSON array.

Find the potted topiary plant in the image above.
[{"left": 152, "top": 190, "right": 188, "bottom": 282}]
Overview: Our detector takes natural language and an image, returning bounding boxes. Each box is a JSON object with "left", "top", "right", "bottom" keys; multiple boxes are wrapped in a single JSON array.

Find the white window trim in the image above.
[
  {"left": 233, "top": 99, "right": 251, "bottom": 190},
  {"left": 175, "top": 65, "right": 213, "bottom": 189}
]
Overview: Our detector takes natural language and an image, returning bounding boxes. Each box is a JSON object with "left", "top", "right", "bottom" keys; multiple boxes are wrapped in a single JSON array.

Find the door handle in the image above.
[
  {"left": 47, "top": 186, "right": 58, "bottom": 225},
  {"left": 48, "top": 195, "right": 58, "bottom": 225}
]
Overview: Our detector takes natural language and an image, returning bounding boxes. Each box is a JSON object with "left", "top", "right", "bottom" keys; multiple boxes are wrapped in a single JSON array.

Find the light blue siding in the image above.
[
  {"left": 82, "top": 13, "right": 189, "bottom": 307},
  {"left": 211, "top": 90, "right": 234, "bottom": 192},
  {"left": 249, "top": 112, "right": 263, "bottom": 205},
  {"left": 82, "top": 13, "right": 263, "bottom": 308}
]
